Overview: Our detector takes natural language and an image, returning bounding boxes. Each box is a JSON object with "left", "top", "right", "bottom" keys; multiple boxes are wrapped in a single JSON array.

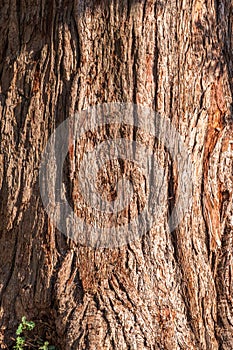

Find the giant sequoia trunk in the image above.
[{"left": 0, "top": 0, "right": 233, "bottom": 349}]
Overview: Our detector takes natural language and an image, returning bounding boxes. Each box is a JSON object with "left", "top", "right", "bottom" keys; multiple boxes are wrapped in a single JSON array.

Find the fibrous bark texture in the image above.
[{"left": 0, "top": 0, "right": 233, "bottom": 349}]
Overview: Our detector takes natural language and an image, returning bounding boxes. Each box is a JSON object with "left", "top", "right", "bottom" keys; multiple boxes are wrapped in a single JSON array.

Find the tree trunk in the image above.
[{"left": 0, "top": 0, "right": 233, "bottom": 349}]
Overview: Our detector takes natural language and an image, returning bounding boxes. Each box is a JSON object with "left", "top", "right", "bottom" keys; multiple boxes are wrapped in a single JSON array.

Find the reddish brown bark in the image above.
[{"left": 0, "top": 1, "right": 233, "bottom": 349}]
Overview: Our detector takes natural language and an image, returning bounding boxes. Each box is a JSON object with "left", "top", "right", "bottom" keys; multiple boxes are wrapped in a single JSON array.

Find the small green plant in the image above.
[
  {"left": 16, "top": 316, "right": 35, "bottom": 336},
  {"left": 38, "top": 341, "right": 55, "bottom": 350},
  {"left": 13, "top": 316, "right": 56, "bottom": 350},
  {"left": 13, "top": 336, "right": 25, "bottom": 350},
  {"left": 37, "top": 340, "right": 56, "bottom": 350}
]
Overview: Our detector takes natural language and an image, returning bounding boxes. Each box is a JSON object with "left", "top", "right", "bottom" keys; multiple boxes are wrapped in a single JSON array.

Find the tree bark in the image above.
[{"left": 0, "top": 0, "right": 233, "bottom": 349}]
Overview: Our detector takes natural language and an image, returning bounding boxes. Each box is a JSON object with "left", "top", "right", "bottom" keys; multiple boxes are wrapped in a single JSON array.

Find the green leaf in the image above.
[
  {"left": 16, "top": 323, "right": 23, "bottom": 335},
  {"left": 39, "top": 341, "right": 49, "bottom": 350},
  {"left": 25, "top": 320, "right": 35, "bottom": 331},
  {"left": 21, "top": 316, "right": 27, "bottom": 324}
]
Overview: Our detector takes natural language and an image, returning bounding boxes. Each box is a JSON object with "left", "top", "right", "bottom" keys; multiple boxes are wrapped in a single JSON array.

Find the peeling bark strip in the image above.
[
  {"left": 202, "top": 79, "right": 227, "bottom": 253},
  {"left": 0, "top": 0, "right": 233, "bottom": 349}
]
